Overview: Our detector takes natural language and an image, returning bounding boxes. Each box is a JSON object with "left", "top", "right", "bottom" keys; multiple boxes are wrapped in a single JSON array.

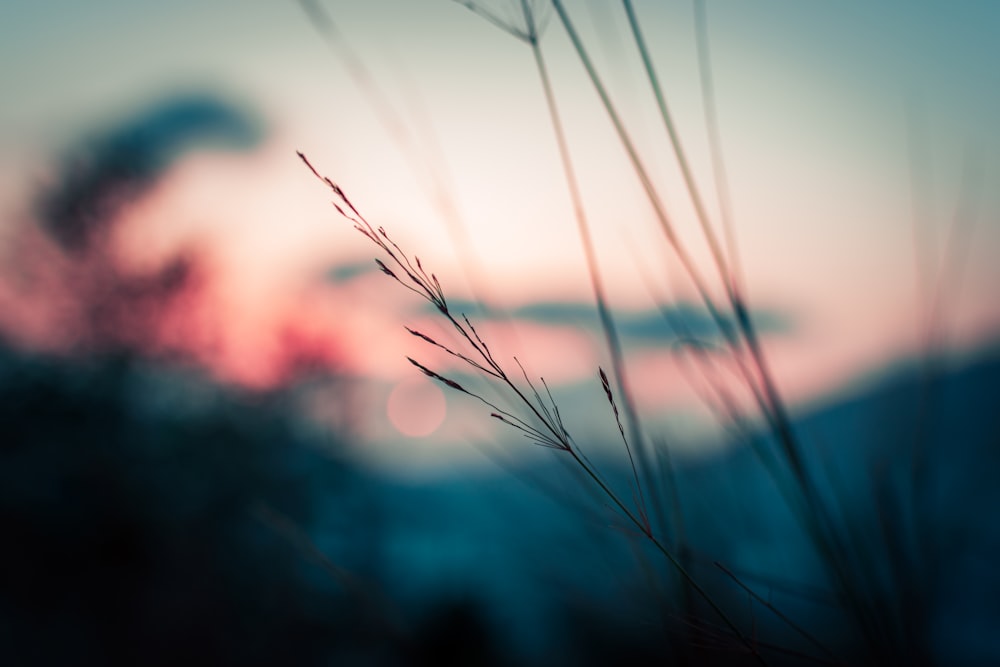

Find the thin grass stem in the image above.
[
  {"left": 519, "top": 0, "right": 658, "bottom": 535},
  {"left": 305, "top": 152, "right": 768, "bottom": 664},
  {"left": 692, "top": 0, "right": 743, "bottom": 294},
  {"left": 715, "top": 561, "right": 844, "bottom": 665},
  {"left": 622, "top": 0, "right": 735, "bottom": 299},
  {"left": 297, "top": 0, "right": 503, "bottom": 317},
  {"left": 553, "top": 2, "right": 890, "bottom": 655}
]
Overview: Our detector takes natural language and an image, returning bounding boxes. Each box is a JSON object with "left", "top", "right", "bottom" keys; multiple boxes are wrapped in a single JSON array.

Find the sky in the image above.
[{"left": 2, "top": 0, "right": 999, "bottom": 472}]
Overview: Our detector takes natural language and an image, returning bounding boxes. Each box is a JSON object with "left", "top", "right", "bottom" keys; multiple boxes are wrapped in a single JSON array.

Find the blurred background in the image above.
[{"left": 1, "top": 1, "right": 998, "bottom": 665}]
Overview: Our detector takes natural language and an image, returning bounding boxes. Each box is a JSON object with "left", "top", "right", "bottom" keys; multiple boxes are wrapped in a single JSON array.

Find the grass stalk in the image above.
[
  {"left": 548, "top": 1, "right": 773, "bottom": 436},
  {"left": 614, "top": 0, "right": 810, "bottom": 496},
  {"left": 301, "top": 2, "right": 957, "bottom": 661},
  {"left": 555, "top": 0, "right": 892, "bottom": 656},
  {"left": 551, "top": 0, "right": 789, "bottom": 502},
  {"left": 692, "top": 0, "right": 743, "bottom": 293},
  {"left": 301, "top": 152, "right": 767, "bottom": 664},
  {"left": 517, "top": 0, "right": 657, "bottom": 535},
  {"left": 715, "top": 561, "right": 843, "bottom": 665},
  {"left": 621, "top": 0, "right": 736, "bottom": 299},
  {"left": 297, "top": 0, "right": 500, "bottom": 314},
  {"left": 617, "top": 0, "right": 813, "bottom": 503},
  {"left": 549, "top": 0, "right": 726, "bottom": 338}
]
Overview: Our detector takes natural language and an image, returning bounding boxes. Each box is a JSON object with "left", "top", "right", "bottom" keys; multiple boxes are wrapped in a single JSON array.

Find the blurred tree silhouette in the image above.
[
  {"left": 0, "top": 345, "right": 362, "bottom": 666},
  {"left": 0, "top": 91, "right": 508, "bottom": 666},
  {"left": 1, "top": 93, "right": 353, "bottom": 665},
  {"left": 37, "top": 94, "right": 262, "bottom": 252}
]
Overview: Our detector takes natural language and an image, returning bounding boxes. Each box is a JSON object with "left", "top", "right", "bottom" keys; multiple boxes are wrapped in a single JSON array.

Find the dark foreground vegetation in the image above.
[{"left": 1, "top": 341, "right": 997, "bottom": 666}]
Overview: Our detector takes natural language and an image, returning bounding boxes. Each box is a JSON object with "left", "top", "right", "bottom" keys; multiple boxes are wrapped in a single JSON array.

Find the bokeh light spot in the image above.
[{"left": 387, "top": 375, "right": 447, "bottom": 438}]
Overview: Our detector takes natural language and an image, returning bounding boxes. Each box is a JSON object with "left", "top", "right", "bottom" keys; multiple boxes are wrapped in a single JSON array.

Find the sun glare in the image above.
[{"left": 386, "top": 375, "right": 447, "bottom": 438}]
